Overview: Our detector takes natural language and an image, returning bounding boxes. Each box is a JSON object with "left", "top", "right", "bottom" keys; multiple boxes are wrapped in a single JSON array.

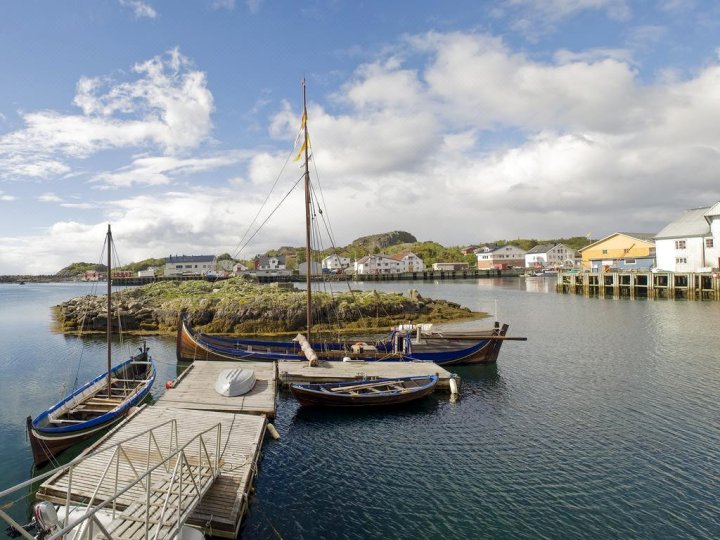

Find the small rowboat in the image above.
[{"left": 290, "top": 374, "right": 438, "bottom": 407}]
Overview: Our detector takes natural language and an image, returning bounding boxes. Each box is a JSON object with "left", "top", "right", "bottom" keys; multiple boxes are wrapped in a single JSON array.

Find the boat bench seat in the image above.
[{"left": 48, "top": 418, "right": 86, "bottom": 424}]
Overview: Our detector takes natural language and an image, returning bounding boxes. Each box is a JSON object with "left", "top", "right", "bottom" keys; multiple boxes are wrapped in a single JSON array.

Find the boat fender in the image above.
[
  {"left": 342, "top": 356, "right": 352, "bottom": 362},
  {"left": 449, "top": 376, "right": 459, "bottom": 396},
  {"left": 267, "top": 423, "right": 281, "bottom": 440},
  {"left": 165, "top": 379, "right": 175, "bottom": 390}
]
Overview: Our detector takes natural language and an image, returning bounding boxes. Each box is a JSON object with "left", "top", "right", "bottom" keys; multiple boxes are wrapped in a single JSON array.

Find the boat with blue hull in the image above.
[
  {"left": 290, "top": 374, "right": 438, "bottom": 407},
  {"left": 176, "top": 317, "right": 512, "bottom": 365},
  {"left": 26, "top": 225, "right": 156, "bottom": 466}
]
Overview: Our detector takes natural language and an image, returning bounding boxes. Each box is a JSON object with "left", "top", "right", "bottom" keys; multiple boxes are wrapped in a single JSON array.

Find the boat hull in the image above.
[
  {"left": 27, "top": 350, "right": 156, "bottom": 467},
  {"left": 290, "top": 375, "right": 438, "bottom": 407},
  {"left": 176, "top": 318, "right": 509, "bottom": 366}
]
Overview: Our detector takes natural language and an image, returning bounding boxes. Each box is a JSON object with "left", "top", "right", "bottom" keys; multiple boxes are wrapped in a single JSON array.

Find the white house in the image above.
[
  {"left": 432, "top": 262, "right": 469, "bottom": 271},
  {"left": 137, "top": 268, "right": 157, "bottom": 278},
  {"left": 655, "top": 203, "right": 720, "bottom": 272},
  {"left": 164, "top": 255, "right": 216, "bottom": 277},
  {"left": 354, "top": 254, "right": 402, "bottom": 274},
  {"left": 476, "top": 244, "right": 527, "bottom": 269},
  {"left": 299, "top": 261, "right": 323, "bottom": 275},
  {"left": 255, "top": 255, "right": 286, "bottom": 270},
  {"left": 390, "top": 251, "right": 425, "bottom": 272},
  {"left": 322, "top": 254, "right": 351, "bottom": 271},
  {"left": 233, "top": 262, "right": 250, "bottom": 274},
  {"left": 524, "top": 243, "right": 575, "bottom": 269}
]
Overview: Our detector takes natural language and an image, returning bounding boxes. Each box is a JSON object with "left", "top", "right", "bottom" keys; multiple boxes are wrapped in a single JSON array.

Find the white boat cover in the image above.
[{"left": 214, "top": 368, "right": 256, "bottom": 397}]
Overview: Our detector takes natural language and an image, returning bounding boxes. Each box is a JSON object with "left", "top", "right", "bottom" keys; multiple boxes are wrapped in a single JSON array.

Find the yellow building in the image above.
[{"left": 579, "top": 233, "right": 656, "bottom": 271}]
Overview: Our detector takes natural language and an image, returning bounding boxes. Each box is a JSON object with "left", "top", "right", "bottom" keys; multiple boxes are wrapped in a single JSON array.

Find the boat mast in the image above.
[
  {"left": 106, "top": 224, "right": 112, "bottom": 398},
  {"left": 302, "top": 80, "right": 312, "bottom": 342}
]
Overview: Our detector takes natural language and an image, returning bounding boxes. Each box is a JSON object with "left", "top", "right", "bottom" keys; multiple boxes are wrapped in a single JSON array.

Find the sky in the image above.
[{"left": 2, "top": 0, "right": 720, "bottom": 274}]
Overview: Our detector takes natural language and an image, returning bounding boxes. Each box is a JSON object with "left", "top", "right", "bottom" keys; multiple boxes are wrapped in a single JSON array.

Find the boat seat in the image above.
[{"left": 48, "top": 419, "right": 86, "bottom": 424}]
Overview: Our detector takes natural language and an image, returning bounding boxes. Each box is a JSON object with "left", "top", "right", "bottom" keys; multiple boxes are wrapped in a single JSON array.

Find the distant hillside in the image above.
[
  {"left": 56, "top": 262, "right": 106, "bottom": 278},
  {"left": 347, "top": 231, "right": 417, "bottom": 253}
]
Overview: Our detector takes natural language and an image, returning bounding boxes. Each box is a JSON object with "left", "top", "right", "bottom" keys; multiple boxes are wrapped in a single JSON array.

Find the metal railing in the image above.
[{"left": 0, "top": 418, "right": 222, "bottom": 540}]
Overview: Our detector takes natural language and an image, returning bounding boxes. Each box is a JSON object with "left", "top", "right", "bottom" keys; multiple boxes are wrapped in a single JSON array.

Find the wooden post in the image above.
[{"left": 294, "top": 333, "right": 319, "bottom": 367}]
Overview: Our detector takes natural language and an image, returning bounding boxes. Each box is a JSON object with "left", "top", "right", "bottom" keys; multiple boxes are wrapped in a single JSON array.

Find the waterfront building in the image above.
[
  {"left": 298, "top": 261, "right": 323, "bottom": 275},
  {"left": 476, "top": 244, "right": 527, "bottom": 270},
  {"left": 255, "top": 255, "right": 286, "bottom": 270},
  {"left": 354, "top": 254, "right": 402, "bottom": 274},
  {"left": 432, "top": 262, "right": 469, "bottom": 271},
  {"left": 137, "top": 268, "right": 157, "bottom": 278},
  {"left": 578, "top": 233, "right": 655, "bottom": 271},
  {"left": 655, "top": 203, "right": 720, "bottom": 272},
  {"left": 164, "top": 255, "right": 217, "bottom": 277},
  {"left": 322, "top": 254, "right": 351, "bottom": 271},
  {"left": 390, "top": 251, "right": 425, "bottom": 272},
  {"left": 524, "top": 243, "right": 576, "bottom": 269}
]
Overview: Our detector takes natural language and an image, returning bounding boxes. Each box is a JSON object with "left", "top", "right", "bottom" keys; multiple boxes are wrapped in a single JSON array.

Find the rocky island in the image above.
[{"left": 54, "top": 276, "right": 486, "bottom": 335}]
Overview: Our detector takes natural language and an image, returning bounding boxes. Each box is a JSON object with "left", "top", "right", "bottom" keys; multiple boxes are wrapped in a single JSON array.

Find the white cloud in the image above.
[
  {"left": 0, "top": 190, "right": 15, "bottom": 201},
  {"left": 119, "top": 0, "right": 157, "bottom": 19},
  {"left": 92, "top": 151, "right": 249, "bottom": 188},
  {"left": 0, "top": 49, "right": 214, "bottom": 180},
  {"left": 38, "top": 192, "right": 63, "bottom": 202},
  {"left": 507, "top": 0, "right": 631, "bottom": 22}
]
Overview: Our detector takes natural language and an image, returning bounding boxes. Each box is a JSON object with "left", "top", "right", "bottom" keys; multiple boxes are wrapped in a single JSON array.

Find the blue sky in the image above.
[{"left": 2, "top": 0, "right": 720, "bottom": 273}]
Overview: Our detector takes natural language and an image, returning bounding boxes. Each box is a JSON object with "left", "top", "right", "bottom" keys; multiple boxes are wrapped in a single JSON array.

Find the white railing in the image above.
[{"left": 0, "top": 418, "right": 221, "bottom": 540}]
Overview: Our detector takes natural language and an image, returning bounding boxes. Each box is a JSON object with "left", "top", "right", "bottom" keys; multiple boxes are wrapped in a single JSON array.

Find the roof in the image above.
[
  {"left": 579, "top": 233, "right": 656, "bottom": 252},
  {"left": 389, "top": 251, "right": 417, "bottom": 261},
  {"left": 654, "top": 207, "right": 711, "bottom": 239},
  {"left": 526, "top": 243, "right": 555, "bottom": 254},
  {"left": 165, "top": 255, "right": 215, "bottom": 263},
  {"left": 486, "top": 244, "right": 525, "bottom": 254}
]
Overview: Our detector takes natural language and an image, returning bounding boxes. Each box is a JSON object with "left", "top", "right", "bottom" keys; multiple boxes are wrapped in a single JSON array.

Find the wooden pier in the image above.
[
  {"left": 557, "top": 271, "right": 720, "bottom": 300},
  {"left": 35, "top": 358, "right": 456, "bottom": 537}
]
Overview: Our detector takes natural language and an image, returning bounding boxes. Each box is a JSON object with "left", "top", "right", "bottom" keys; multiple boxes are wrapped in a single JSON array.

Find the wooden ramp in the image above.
[
  {"left": 278, "top": 360, "right": 455, "bottom": 391},
  {"left": 37, "top": 406, "right": 266, "bottom": 539},
  {"left": 158, "top": 361, "right": 276, "bottom": 417}
]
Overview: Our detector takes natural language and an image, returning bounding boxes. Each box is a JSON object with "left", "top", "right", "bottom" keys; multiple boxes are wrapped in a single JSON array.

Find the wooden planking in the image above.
[
  {"left": 157, "top": 361, "right": 277, "bottom": 417},
  {"left": 37, "top": 406, "right": 266, "bottom": 539},
  {"left": 278, "top": 360, "right": 453, "bottom": 390}
]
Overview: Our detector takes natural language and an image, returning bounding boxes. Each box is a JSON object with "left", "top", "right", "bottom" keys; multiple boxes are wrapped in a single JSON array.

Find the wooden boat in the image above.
[
  {"left": 290, "top": 374, "right": 438, "bottom": 407},
  {"left": 176, "top": 317, "right": 514, "bottom": 365},
  {"left": 27, "top": 225, "right": 156, "bottom": 467},
  {"left": 175, "top": 83, "right": 523, "bottom": 366}
]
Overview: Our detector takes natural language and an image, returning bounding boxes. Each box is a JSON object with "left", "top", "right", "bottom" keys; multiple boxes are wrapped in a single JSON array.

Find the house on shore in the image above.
[
  {"left": 355, "top": 255, "right": 401, "bottom": 274},
  {"left": 390, "top": 252, "right": 425, "bottom": 272},
  {"left": 164, "top": 255, "right": 217, "bottom": 277},
  {"left": 476, "top": 244, "right": 526, "bottom": 270},
  {"left": 322, "top": 254, "right": 351, "bottom": 271},
  {"left": 655, "top": 203, "right": 720, "bottom": 272},
  {"left": 525, "top": 243, "right": 576, "bottom": 269},
  {"left": 255, "top": 255, "right": 286, "bottom": 271},
  {"left": 578, "top": 233, "right": 655, "bottom": 272},
  {"left": 432, "top": 262, "right": 469, "bottom": 271}
]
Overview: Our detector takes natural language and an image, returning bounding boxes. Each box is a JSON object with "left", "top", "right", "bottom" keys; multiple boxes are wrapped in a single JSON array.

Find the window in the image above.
[
  {"left": 625, "top": 259, "right": 636, "bottom": 264},
  {"left": 602, "top": 249, "right": 608, "bottom": 255},
  {"left": 624, "top": 248, "right": 630, "bottom": 254},
  {"left": 675, "top": 240, "right": 686, "bottom": 249},
  {"left": 706, "top": 238, "right": 714, "bottom": 248},
  {"left": 675, "top": 257, "right": 687, "bottom": 264}
]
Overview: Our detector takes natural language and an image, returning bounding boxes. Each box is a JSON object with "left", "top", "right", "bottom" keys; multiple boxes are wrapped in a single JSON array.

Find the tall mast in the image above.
[
  {"left": 302, "top": 80, "right": 312, "bottom": 342},
  {"left": 106, "top": 224, "right": 112, "bottom": 398}
]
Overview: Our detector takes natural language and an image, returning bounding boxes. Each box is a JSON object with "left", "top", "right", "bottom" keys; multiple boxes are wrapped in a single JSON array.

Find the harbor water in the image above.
[{"left": 0, "top": 279, "right": 718, "bottom": 539}]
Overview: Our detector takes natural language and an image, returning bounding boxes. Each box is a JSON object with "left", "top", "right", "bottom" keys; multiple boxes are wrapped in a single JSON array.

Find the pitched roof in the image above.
[
  {"left": 526, "top": 243, "right": 555, "bottom": 254},
  {"left": 579, "top": 233, "right": 656, "bottom": 252},
  {"left": 165, "top": 255, "right": 215, "bottom": 263},
  {"left": 654, "top": 207, "right": 711, "bottom": 239}
]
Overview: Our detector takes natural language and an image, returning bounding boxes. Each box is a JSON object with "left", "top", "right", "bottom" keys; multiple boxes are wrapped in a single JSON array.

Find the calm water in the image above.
[{"left": 0, "top": 279, "right": 718, "bottom": 539}]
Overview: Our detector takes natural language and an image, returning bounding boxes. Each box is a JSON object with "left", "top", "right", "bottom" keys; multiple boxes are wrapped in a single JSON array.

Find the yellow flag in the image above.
[{"left": 294, "top": 137, "right": 311, "bottom": 161}]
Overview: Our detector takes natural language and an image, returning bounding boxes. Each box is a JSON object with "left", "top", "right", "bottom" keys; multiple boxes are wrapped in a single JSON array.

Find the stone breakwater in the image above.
[{"left": 54, "top": 277, "right": 484, "bottom": 335}]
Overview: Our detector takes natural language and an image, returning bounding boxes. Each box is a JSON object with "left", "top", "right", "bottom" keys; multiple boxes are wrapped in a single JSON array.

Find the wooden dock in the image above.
[
  {"left": 158, "top": 361, "right": 277, "bottom": 417},
  {"left": 37, "top": 406, "right": 266, "bottom": 539},
  {"left": 34, "top": 358, "right": 456, "bottom": 538},
  {"left": 557, "top": 271, "right": 720, "bottom": 300}
]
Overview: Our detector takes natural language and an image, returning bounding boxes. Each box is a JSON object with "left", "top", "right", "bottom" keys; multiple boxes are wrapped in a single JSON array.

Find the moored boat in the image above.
[
  {"left": 26, "top": 225, "right": 156, "bottom": 467},
  {"left": 176, "top": 317, "right": 514, "bottom": 366},
  {"left": 290, "top": 374, "right": 438, "bottom": 407}
]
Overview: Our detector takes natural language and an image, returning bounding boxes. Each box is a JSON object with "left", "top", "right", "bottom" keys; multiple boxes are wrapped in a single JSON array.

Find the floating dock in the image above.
[{"left": 34, "top": 359, "right": 455, "bottom": 537}]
